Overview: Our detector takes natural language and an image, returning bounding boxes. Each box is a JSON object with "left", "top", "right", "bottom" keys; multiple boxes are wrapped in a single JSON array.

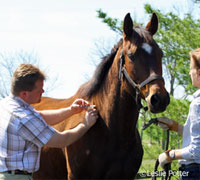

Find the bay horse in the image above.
[{"left": 33, "top": 12, "right": 170, "bottom": 179}]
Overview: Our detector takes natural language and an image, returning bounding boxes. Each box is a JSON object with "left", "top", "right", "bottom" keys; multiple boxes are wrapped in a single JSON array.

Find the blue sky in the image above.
[{"left": 0, "top": 0, "right": 195, "bottom": 98}]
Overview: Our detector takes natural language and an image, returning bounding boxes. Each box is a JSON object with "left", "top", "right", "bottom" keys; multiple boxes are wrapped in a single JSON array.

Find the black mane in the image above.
[
  {"left": 79, "top": 39, "right": 123, "bottom": 99},
  {"left": 79, "top": 26, "right": 153, "bottom": 99}
]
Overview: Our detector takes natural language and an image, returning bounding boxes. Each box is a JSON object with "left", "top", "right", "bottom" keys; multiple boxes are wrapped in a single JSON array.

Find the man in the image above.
[{"left": 0, "top": 63, "right": 98, "bottom": 180}]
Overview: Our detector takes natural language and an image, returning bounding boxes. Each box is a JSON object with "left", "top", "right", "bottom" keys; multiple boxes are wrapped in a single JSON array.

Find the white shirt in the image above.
[
  {"left": 0, "top": 94, "right": 55, "bottom": 172},
  {"left": 180, "top": 89, "right": 200, "bottom": 165}
]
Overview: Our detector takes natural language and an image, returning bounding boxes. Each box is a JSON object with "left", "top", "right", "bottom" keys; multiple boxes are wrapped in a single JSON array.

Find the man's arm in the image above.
[
  {"left": 38, "top": 107, "right": 74, "bottom": 126},
  {"left": 38, "top": 99, "right": 89, "bottom": 125},
  {"left": 45, "top": 109, "right": 98, "bottom": 147},
  {"left": 46, "top": 123, "right": 88, "bottom": 147}
]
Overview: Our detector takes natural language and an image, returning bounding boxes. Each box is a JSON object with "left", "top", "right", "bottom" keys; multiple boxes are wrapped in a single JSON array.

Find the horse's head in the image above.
[{"left": 121, "top": 13, "right": 170, "bottom": 113}]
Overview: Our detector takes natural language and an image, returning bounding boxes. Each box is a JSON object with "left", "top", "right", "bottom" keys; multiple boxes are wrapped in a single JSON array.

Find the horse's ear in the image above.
[
  {"left": 123, "top": 13, "right": 133, "bottom": 38},
  {"left": 145, "top": 13, "right": 158, "bottom": 36}
]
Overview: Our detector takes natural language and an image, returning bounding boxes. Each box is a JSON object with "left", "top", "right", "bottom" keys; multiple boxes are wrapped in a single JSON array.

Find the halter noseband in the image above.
[{"left": 119, "top": 52, "right": 164, "bottom": 110}]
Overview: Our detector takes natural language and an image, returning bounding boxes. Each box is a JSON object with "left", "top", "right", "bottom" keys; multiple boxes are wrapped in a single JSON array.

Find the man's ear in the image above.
[{"left": 19, "top": 91, "right": 27, "bottom": 99}]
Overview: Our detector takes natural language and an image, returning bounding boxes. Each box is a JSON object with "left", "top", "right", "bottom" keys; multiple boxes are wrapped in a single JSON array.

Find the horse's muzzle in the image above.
[{"left": 148, "top": 92, "right": 170, "bottom": 113}]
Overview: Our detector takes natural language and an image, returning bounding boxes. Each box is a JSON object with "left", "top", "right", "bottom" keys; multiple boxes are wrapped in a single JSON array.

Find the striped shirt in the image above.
[
  {"left": 0, "top": 94, "right": 55, "bottom": 173},
  {"left": 180, "top": 89, "right": 200, "bottom": 165}
]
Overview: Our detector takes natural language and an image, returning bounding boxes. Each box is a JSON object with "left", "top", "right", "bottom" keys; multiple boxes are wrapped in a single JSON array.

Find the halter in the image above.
[{"left": 119, "top": 51, "right": 164, "bottom": 110}]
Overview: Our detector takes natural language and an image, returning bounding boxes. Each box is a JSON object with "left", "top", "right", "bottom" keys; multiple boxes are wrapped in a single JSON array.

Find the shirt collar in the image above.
[
  {"left": 193, "top": 89, "right": 200, "bottom": 98},
  {"left": 9, "top": 93, "right": 34, "bottom": 110}
]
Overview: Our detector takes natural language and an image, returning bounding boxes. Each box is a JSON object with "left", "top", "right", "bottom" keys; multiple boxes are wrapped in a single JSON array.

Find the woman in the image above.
[{"left": 158, "top": 48, "right": 200, "bottom": 180}]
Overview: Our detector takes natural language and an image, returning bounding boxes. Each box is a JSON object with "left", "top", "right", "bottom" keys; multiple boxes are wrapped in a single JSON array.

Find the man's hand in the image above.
[
  {"left": 157, "top": 117, "right": 179, "bottom": 132},
  {"left": 46, "top": 108, "right": 99, "bottom": 148},
  {"left": 158, "top": 150, "right": 172, "bottom": 169},
  {"left": 70, "top": 99, "right": 90, "bottom": 114},
  {"left": 83, "top": 109, "right": 98, "bottom": 128}
]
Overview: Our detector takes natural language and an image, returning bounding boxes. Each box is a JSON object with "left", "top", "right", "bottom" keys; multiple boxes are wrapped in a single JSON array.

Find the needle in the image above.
[{"left": 79, "top": 105, "right": 96, "bottom": 108}]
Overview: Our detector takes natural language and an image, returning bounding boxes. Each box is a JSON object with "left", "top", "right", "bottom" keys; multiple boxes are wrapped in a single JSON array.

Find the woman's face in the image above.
[{"left": 189, "top": 58, "right": 200, "bottom": 88}]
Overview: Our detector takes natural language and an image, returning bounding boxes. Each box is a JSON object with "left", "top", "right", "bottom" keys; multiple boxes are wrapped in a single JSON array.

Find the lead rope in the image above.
[
  {"left": 152, "top": 130, "right": 171, "bottom": 180},
  {"left": 164, "top": 130, "right": 171, "bottom": 180}
]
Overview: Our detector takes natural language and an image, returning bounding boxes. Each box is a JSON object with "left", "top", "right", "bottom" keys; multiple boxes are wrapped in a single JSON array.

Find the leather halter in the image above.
[{"left": 119, "top": 51, "right": 164, "bottom": 110}]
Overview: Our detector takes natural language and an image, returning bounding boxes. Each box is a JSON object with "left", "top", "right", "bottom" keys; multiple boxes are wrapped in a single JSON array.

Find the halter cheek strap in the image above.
[{"left": 119, "top": 53, "right": 164, "bottom": 110}]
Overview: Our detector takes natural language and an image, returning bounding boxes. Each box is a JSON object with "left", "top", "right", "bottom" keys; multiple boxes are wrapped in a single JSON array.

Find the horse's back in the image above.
[
  {"left": 34, "top": 96, "right": 84, "bottom": 130},
  {"left": 34, "top": 96, "right": 74, "bottom": 110}
]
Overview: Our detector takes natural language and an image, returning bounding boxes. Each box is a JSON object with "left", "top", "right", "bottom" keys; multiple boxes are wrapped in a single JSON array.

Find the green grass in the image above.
[{"left": 136, "top": 142, "right": 180, "bottom": 180}]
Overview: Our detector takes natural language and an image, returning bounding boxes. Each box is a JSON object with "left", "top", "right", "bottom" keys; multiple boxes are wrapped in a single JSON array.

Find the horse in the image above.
[{"left": 33, "top": 12, "right": 170, "bottom": 179}]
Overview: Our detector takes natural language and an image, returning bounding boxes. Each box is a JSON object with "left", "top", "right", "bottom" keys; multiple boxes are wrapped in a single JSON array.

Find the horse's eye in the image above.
[{"left": 128, "top": 53, "right": 136, "bottom": 61}]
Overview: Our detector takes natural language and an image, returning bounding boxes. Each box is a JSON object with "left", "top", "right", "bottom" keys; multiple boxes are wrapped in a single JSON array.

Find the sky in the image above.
[{"left": 0, "top": 0, "right": 196, "bottom": 99}]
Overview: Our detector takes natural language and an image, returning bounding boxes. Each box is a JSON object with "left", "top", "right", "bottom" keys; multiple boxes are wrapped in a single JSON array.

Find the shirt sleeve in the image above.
[
  {"left": 182, "top": 103, "right": 200, "bottom": 160},
  {"left": 17, "top": 111, "right": 55, "bottom": 148}
]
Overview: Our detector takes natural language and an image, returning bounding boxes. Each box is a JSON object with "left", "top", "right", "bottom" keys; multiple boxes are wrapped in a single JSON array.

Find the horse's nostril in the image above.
[
  {"left": 151, "top": 94, "right": 159, "bottom": 107},
  {"left": 149, "top": 93, "right": 170, "bottom": 113}
]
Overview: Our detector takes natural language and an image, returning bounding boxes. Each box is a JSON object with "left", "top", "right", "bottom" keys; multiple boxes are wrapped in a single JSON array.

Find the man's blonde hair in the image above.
[
  {"left": 190, "top": 48, "right": 200, "bottom": 69},
  {"left": 11, "top": 63, "right": 46, "bottom": 96}
]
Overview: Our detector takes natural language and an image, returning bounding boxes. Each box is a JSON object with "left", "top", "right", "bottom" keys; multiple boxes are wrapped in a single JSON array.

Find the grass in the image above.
[{"left": 135, "top": 142, "right": 180, "bottom": 180}]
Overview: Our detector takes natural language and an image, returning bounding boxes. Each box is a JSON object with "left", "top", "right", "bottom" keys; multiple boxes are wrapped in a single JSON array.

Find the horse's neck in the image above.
[
  {"left": 117, "top": 91, "right": 139, "bottom": 139},
  {"left": 94, "top": 48, "right": 139, "bottom": 138}
]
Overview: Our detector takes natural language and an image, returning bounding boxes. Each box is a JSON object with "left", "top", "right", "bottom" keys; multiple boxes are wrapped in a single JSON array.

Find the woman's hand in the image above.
[{"left": 157, "top": 117, "right": 179, "bottom": 132}]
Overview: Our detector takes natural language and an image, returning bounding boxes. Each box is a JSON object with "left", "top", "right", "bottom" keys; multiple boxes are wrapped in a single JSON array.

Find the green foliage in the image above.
[
  {"left": 96, "top": 9, "right": 122, "bottom": 34},
  {"left": 144, "top": 4, "right": 200, "bottom": 96},
  {"left": 96, "top": 4, "right": 200, "bottom": 97},
  {"left": 96, "top": 9, "right": 143, "bottom": 35},
  {"left": 96, "top": 4, "right": 198, "bottom": 178},
  {"left": 137, "top": 96, "right": 190, "bottom": 179},
  {"left": 139, "top": 96, "right": 190, "bottom": 146}
]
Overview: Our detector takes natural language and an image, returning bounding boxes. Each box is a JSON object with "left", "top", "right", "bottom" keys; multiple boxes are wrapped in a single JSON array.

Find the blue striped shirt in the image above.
[
  {"left": 0, "top": 94, "right": 55, "bottom": 172},
  {"left": 180, "top": 89, "right": 200, "bottom": 165}
]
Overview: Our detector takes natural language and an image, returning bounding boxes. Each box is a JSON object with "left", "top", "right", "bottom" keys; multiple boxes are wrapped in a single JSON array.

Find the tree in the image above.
[
  {"left": 96, "top": 3, "right": 200, "bottom": 149},
  {"left": 0, "top": 50, "right": 59, "bottom": 99},
  {"left": 140, "top": 96, "right": 189, "bottom": 146},
  {"left": 95, "top": 3, "right": 200, "bottom": 173},
  {"left": 97, "top": 9, "right": 122, "bottom": 35},
  {"left": 144, "top": 4, "right": 200, "bottom": 96},
  {"left": 96, "top": 4, "right": 200, "bottom": 97}
]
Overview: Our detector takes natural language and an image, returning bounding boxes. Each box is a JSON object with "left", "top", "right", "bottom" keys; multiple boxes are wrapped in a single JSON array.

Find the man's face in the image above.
[{"left": 21, "top": 79, "right": 44, "bottom": 104}]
